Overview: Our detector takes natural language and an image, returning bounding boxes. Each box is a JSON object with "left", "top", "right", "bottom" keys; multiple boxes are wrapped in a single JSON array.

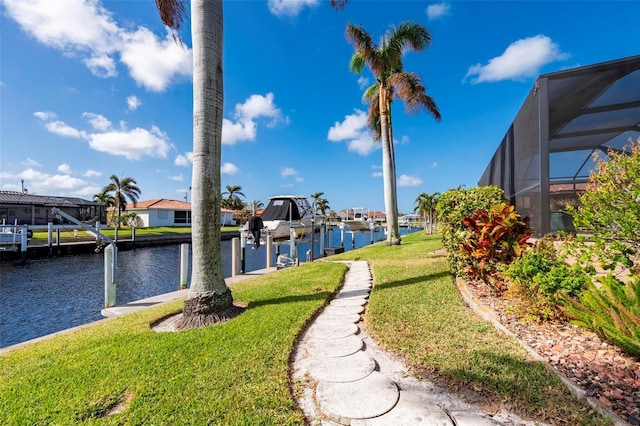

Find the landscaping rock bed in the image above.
[{"left": 464, "top": 280, "right": 640, "bottom": 425}]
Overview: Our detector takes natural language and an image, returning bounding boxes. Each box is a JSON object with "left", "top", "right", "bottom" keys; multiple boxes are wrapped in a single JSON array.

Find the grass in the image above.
[
  {"left": 1, "top": 232, "right": 607, "bottom": 424},
  {"left": 330, "top": 233, "right": 608, "bottom": 425},
  {"left": 30, "top": 226, "right": 239, "bottom": 241},
  {"left": 0, "top": 262, "right": 347, "bottom": 425}
]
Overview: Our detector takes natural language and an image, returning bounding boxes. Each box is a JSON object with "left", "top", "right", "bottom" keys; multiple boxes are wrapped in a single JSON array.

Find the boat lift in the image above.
[{"left": 51, "top": 208, "right": 118, "bottom": 308}]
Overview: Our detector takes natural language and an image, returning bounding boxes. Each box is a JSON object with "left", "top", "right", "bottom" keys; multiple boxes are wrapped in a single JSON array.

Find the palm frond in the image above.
[{"left": 388, "top": 72, "right": 441, "bottom": 120}]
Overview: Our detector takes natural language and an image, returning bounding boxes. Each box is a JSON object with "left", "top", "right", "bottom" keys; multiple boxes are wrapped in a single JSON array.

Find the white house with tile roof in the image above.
[{"left": 125, "top": 199, "right": 236, "bottom": 227}]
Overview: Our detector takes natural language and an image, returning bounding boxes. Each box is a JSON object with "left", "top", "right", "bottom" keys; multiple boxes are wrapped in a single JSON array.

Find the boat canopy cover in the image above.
[{"left": 260, "top": 198, "right": 301, "bottom": 221}]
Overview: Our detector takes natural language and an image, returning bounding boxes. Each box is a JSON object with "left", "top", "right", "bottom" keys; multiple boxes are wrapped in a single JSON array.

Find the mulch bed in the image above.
[{"left": 464, "top": 279, "right": 640, "bottom": 425}]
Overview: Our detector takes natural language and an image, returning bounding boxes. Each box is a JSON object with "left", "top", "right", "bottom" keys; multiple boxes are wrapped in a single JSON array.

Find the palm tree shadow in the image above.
[
  {"left": 374, "top": 270, "right": 451, "bottom": 291},
  {"left": 247, "top": 291, "right": 333, "bottom": 309}
]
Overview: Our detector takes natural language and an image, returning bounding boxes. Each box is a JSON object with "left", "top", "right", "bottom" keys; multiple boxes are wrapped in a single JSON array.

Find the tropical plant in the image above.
[
  {"left": 504, "top": 245, "right": 588, "bottom": 321},
  {"left": 155, "top": 0, "right": 348, "bottom": 329},
  {"left": 346, "top": 22, "right": 441, "bottom": 246},
  {"left": 567, "top": 137, "right": 640, "bottom": 275},
  {"left": 93, "top": 191, "right": 115, "bottom": 208},
  {"left": 436, "top": 186, "right": 506, "bottom": 277},
  {"left": 459, "top": 202, "right": 532, "bottom": 292},
  {"left": 222, "top": 185, "right": 246, "bottom": 211},
  {"left": 562, "top": 275, "right": 640, "bottom": 357},
  {"left": 414, "top": 192, "right": 439, "bottom": 234},
  {"left": 120, "top": 211, "right": 143, "bottom": 228},
  {"left": 101, "top": 174, "right": 141, "bottom": 228}
]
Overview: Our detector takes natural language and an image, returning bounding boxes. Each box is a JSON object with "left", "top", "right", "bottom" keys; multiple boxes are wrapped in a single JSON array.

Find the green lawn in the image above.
[
  {"left": 30, "top": 226, "right": 239, "bottom": 241},
  {"left": 331, "top": 233, "right": 606, "bottom": 425},
  {"left": 0, "top": 233, "right": 606, "bottom": 424}
]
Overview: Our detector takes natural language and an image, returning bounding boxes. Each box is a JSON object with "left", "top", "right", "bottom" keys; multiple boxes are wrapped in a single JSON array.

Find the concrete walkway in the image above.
[{"left": 291, "top": 261, "right": 545, "bottom": 425}]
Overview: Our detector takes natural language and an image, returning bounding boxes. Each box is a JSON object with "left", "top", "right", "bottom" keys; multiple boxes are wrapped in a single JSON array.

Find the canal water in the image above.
[{"left": 0, "top": 227, "right": 416, "bottom": 348}]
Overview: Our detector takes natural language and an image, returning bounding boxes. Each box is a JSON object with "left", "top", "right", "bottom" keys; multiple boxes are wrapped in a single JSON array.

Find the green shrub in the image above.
[
  {"left": 504, "top": 249, "right": 589, "bottom": 321},
  {"left": 460, "top": 203, "right": 531, "bottom": 293},
  {"left": 436, "top": 186, "right": 505, "bottom": 276},
  {"left": 562, "top": 275, "right": 640, "bottom": 357}
]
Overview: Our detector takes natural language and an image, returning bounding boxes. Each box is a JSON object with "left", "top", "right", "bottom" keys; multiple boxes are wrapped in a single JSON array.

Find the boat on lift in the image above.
[
  {"left": 243, "top": 195, "right": 322, "bottom": 242},
  {"left": 342, "top": 207, "right": 375, "bottom": 232}
]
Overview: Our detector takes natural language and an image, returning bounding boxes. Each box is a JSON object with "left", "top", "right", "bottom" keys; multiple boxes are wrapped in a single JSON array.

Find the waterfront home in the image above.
[{"left": 125, "top": 199, "right": 236, "bottom": 227}]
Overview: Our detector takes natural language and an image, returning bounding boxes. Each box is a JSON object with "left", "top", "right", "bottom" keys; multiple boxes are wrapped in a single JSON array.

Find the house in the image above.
[
  {"left": 0, "top": 191, "right": 105, "bottom": 225},
  {"left": 479, "top": 55, "right": 639, "bottom": 235},
  {"left": 336, "top": 209, "right": 386, "bottom": 223},
  {"left": 125, "top": 199, "right": 236, "bottom": 227}
]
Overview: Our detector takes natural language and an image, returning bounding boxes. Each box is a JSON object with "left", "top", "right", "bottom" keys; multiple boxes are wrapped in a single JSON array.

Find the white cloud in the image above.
[
  {"left": 127, "top": 95, "right": 141, "bottom": 111},
  {"left": 0, "top": 167, "right": 100, "bottom": 198},
  {"left": 3, "top": 0, "right": 192, "bottom": 92},
  {"left": 357, "top": 76, "right": 370, "bottom": 90},
  {"left": 426, "top": 3, "right": 451, "bottom": 20},
  {"left": 119, "top": 27, "right": 192, "bottom": 92},
  {"left": 82, "top": 112, "right": 112, "bottom": 131},
  {"left": 328, "top": 109, "right": 378, "bottom": 156},
  {"left": 397, "top": 174, "right": 423, "bottom": 187},
  {"left": 168, "top": 174, "right": 183, "bottom": 182},
  {"left": 221, "top": 162, "right": 239, "bottom": 175},
  {"left": 87, "top": 126, "right": 171, "bottom": 160},
  {"left": 464, "top": 35, "right": 569, "bottom": 84},
  {"left": 268, "top": 0, "right": 319, "bottom": 17},
  {"left": 281, "top": 167, "right": 298, "bottom": 177},
  {"left": 222, "top": 118, "right": 257, "bottom": 145},
  {"left": 33, "top": 111, "right": 56, "bottom": 121},
  {"left": 84, "top": 169, "right": 102, "bottom": 177},
  {"left": 372, "top": 171, "right": 383, "bottom": 178},
  {"left": 174, "top": 152, "right": 193, "bottom": 167},
  {"left": 46, "top": 121, "right": 87, "bottom": 139},
  {"left": 21, "top": 158, "right": 42, "bottom": 168},
  {"left": 36, "top": 110, "right": 172, "bottom": 160},
  {"left": 57, "top": 163, "right": 71, "bottom": 173},
  {"left": 222, "top": 93, "right": 286, "bottom": 145}
]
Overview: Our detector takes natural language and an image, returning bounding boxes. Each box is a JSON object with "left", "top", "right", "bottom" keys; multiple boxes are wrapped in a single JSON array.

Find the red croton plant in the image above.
[{"left": 460, "top": 202, "right": 532, "bottom": 293}]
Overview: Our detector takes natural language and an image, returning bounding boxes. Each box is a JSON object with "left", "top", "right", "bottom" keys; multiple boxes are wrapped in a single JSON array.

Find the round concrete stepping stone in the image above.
[
  {"left": 336, "top": 289, "right": 370, "bottom": 299},
  {"left": 351, "top": 391, "right": 454, "bottom": 425},
  {"left": 316, "top": 371, "right": 399, "bottom": 423},
  {"left": 315, "top": 312, "right": 361, "bottom": 325},
  {"left": 308, "top": 350, "right": 376, "bottom": 382},
  {"left": 306, "top": 334, "right": 364, "bottom": 358},
  {"left": 330, "top": 297, "right": 367, "bottom": 307},
  {"left": 342, "top": 284, "right": 372, "bottom": 291},
  {"left": 308, "top": 322, "right": 358, "bottom": 339},
  {"left": 323, "top": 304, "right": 365, "bottom": 316}
]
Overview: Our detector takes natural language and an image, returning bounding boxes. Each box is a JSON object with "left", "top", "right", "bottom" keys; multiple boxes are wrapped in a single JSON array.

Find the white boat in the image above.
[
  {"left": 243, "top": 195, "right": 322, "bottom": 242},
  {"left": 342, "top": 207, "right": 375, "bottom": 232}
]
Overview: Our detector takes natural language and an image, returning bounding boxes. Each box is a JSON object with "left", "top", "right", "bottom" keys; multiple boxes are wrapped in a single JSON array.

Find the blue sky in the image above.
[{"left": 1, "top": 0, "right": 639, "bottom": 214}]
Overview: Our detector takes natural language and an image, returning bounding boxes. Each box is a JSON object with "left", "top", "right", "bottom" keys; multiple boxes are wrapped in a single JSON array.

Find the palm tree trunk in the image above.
[
  {"left": 178, "top": 0, "right": 239, "bottom": 329},
  {"left": 379, "top": 86, "right": 400, "bottom": 245}
]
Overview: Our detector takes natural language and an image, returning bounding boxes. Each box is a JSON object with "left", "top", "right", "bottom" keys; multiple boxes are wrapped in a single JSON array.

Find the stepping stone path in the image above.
[{"left": 291, "top": 261, "right": 546, "bottom": 426}]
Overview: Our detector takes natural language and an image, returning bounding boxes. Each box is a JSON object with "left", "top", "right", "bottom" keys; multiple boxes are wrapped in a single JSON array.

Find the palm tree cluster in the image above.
[
  {"left": 221, "top": 185, "right": 246, "bottom": 211},
  {"left": 310, "top": 192, "right": 330, "bottom": 216},
  {"left": 346, "top": 22, "right": 440, "bottom": 245},
  {"left": 95, "top": 174, "right": 141, "bottom": 228},
  {"left": 414, "top": 192, "right": 440, "bottom": 234}
]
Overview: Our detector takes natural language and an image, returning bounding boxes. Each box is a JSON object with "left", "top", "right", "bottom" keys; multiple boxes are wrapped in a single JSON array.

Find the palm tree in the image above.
[
  {"left": 222, "top": 185, "right": 246, "bottom": 211},
  {"left": 316, "top": 198, "right": 330, "bottom": 216},
  {"left": 94, "top": 191, "right": 116, "bottom": 226},
  {"left": 101, "top": 174, "right": 141, "bottom": 228},
  {"left": 414, "top": 191, "right": 439, "bottom": 234},
  {"left": 248, "top": 200, "right": 264, "bottom": 215},
  {"left": 155, "top": 0, "right": 348, "bottom": 329},
  {"left": 346, "top": 22, "right": 441, "bottom": 245}
]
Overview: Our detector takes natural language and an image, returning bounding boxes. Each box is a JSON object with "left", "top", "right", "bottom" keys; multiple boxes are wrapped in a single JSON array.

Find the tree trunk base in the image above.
[{"left": 176, "top": 289, "right": 245, "bottom": 330}]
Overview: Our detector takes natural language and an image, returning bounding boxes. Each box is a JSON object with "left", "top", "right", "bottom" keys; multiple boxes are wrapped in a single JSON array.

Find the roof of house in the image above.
[
  {"left": 126, "top": 199, "right": 192, "bottom": 210},
  {"left": 0, "top": 191, "right": 99, "bottom": 207},
  {"left": 126, "top": 198, "right": 236, "bottom": 213}
]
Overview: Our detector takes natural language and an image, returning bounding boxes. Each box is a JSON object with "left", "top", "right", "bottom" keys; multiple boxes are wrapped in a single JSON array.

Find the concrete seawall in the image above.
[{"left": 0, "top": 231, "right": 240, "bottom": 261}]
